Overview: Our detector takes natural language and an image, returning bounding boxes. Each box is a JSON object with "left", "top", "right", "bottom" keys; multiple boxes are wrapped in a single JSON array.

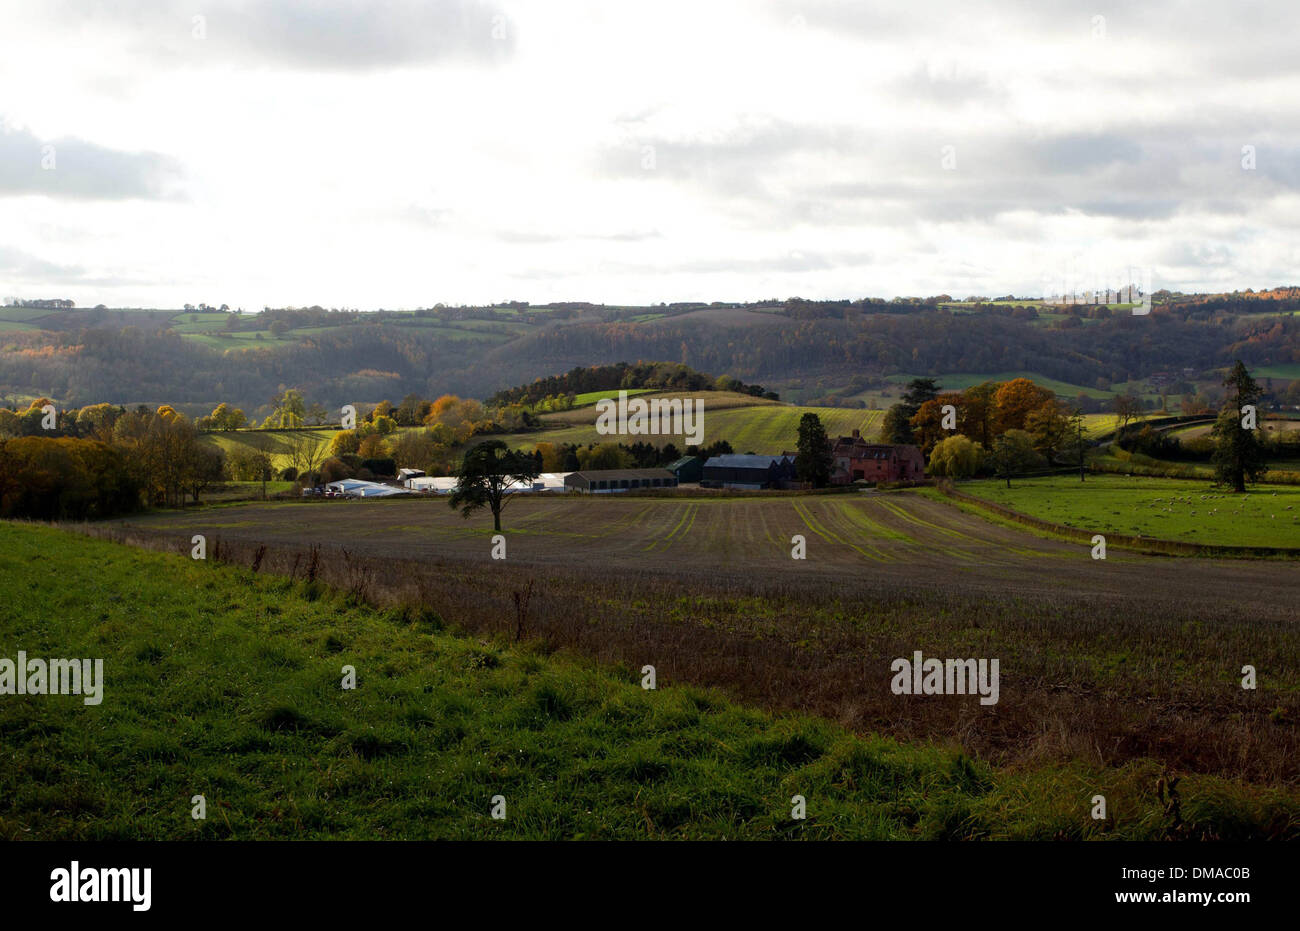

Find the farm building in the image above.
[
  {"left": 532, "top": 472, "right": 572, "bottom": 492},
  {"left": 405, "top": 473, "right": 572, "bottom": 494},
  {"left": 564, "top": 469, "right": 677, "bottom": 492},
  {"left": 700, "top": 454, "right": 796, "bottom": 490},
  {"left": 406, "top": 476, "right": 459, "bottom": 493},
  {"left": 325, "top": 478, "right": 405, "bottom": 498},
  {"left": 666, "top": 455, "right": 704, "bottom": 483},
  {"left": 830, "top": 430, "right": 925, "bottom": 484}
]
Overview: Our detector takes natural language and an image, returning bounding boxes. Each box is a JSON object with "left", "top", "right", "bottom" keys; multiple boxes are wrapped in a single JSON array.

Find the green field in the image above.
[
  {"left": 960, "top": 474, "right": 1300, "bottom": 548},
  {"left": 0, "top": 307, "right": 60, "bottom": 323},
  {"left": 570, "top": 388, "right": 657, "bottom": 406},
  {"left": 1253, "top": 364, "right": 1300, "bottom": 381},
  {"left": 0, "top": 321, "right": 39, "bottom": 333},
  {"left": 501, "top": 393, "right": 882, "bottom": 454},
  {"left": 883, "top": 371, "right": 1116, "bottom": 399},
  {"left": 204, "top": 429, "right": 338, "bottom": 471},
  {"left": 4, "top": 519, "right": 1295, "bottom": 840}
]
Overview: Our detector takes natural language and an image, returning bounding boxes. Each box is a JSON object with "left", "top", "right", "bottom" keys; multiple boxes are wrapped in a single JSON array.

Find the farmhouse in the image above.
[
  {"left": 700, "top": 454, "right": 795, "bottom": 490},
  {"left": 564, "top": 468, "right": 677, "bottom": 492},
  {"left": 666, "top": 455, "right": 704, "bottom": 484},
  {"left": 830, "top": 430, "right": 925, "bottom": 484}
]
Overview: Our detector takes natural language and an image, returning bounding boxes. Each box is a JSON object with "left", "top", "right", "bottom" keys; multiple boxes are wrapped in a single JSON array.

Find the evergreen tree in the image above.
[
  {"left": 795, "top": 413, "right": 832, "bottom": 487},
  {"left": 1211, "top": 360, "right": 1267, "bottom": 492},
  {"left": 881, "top": 378, "right": 941, "bottom": 444}
]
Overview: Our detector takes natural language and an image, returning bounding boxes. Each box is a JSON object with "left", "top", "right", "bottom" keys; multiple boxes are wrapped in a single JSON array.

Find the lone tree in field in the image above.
[
  {"left": 1211, "top": 360, "right": 1267, "bottom": 493},
  {"left": 795, "top": 412, "right": 832, "bottom": 487},
  {"left": 449, "top": 439, "right": 539, "bottom": 532}
]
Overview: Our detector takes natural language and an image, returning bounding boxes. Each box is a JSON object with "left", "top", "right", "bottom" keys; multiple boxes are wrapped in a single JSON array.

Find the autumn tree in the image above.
[
  {"left": 994, "top": 378, "right": 1054, "bottom": 433},
  {"left": 1025, "top": 400, "right": 1071, "bottom": 462},
  {"left": 909, "top": 393, "right": 963, "bottom": 456},
  {"left": 534, "top": 441, "right": 563, "bottom": 472},
  {"left": 329, "top": 429, "right": 361, "bottom": 457},
  {"left": 358, "top": 433, "right": 387, "bottom": 460},
  {"left": 927, "top": 434, "right": 983, "bottom": 479},
  {"left": 390, "top": 429, "right": 442, "bottom": 473}
]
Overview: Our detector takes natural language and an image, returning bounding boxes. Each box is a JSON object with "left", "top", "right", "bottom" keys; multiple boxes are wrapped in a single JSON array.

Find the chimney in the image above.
[{"left": 851, "top": 428, "right": 860, "bottom": 438}]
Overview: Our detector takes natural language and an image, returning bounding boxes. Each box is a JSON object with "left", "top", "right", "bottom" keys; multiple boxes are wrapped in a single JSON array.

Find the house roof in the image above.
[
  {"left": 833, "top": 440, "right": 921, "bottom": 459},
  {"left": 666, "top": 456, "right": 702, "bottom": 470}
]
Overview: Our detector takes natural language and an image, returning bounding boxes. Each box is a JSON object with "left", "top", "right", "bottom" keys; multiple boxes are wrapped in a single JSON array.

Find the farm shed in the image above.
[
  {"left": 564, "top": 469, "right": 678, "bottom": 492},
  {"left": 700, "top": 454, "right": 795, "bottom": 490},
  {"left": 324, "top": 478, "right": 405, "bottom": 498},
  {"left": 666, "top": 456, "right": 704, "bottom": 483}
]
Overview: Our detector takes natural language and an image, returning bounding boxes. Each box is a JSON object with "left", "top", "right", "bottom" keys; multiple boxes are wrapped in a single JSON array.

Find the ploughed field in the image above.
[{"left": 93, "top": 491, "right": 1300, "bottom": 785}]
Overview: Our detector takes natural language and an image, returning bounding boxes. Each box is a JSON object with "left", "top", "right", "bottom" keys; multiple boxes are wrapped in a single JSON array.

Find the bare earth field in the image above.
[{"left": 89, "top": 491, "right": 1300, "bottom": 786}]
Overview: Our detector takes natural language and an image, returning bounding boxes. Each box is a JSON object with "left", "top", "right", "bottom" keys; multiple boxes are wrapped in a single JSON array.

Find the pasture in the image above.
[{"left": 959, "top": 475, "right": 1300, "bottom": 548}]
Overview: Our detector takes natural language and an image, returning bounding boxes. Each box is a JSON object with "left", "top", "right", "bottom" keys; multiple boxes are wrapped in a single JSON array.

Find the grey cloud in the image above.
[
  {"left": 887, "top": 67, "right": 1008, "bottom": 108},
  {"left": 0, "top": 245, "right": 84, "bottom": 279},
  {"left": 42, "top": 0, "right": 515, "bottom": 71},
  {"left": 604, "top": 113, "right": 1300, "bottom": 229},
  {"left": 0, "top": 127, "right": 183, "bottom": 201}
]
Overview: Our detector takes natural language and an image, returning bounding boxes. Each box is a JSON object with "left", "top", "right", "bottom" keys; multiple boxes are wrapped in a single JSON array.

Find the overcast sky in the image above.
[{"left": 1, "top": 0, "right": 1297, "bottom": 309}]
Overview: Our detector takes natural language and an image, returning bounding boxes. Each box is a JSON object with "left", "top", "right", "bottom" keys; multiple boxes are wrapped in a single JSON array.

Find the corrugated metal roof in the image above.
[
  {"left": 566, "top": 468, "right": 676, "bottom": 480},
  {"left": 703, "top": 454, "right": 789, "bottom": 469}
]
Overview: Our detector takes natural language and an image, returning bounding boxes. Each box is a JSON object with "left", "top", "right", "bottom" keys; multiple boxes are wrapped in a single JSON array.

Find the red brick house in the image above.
[{"left": 830, "top": 430, "right": 926, "bottom": 484}]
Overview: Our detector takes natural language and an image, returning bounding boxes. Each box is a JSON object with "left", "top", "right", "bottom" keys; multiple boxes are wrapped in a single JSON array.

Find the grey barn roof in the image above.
[{"left": 703, "top": 454, "right": 791, "bottom": 469}]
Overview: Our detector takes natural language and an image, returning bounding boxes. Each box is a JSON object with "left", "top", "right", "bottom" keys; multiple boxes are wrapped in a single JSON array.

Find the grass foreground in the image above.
[{"left": 1, "top": 520, "right": 1296, "bottom": 840}]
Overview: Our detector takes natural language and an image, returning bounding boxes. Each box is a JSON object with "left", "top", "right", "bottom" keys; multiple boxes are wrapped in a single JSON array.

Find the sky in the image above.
[{"left": 1, "top": 0, "right": 1298, "bottom": 310}]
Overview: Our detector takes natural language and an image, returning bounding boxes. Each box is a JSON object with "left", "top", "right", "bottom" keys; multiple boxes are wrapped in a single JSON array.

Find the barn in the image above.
[
  {"left": 563, "top": 469, "right": 678, "bottom": 492},
  {"left": 666, "top": 455, "right": 704, "bottom": 483},
  {"left": 700, "top": 454, "right": 795, "bottom": 490}
]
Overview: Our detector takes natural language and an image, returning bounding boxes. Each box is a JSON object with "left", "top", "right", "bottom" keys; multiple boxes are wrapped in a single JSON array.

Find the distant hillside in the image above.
[{"left": 2, "top": 294, "right": 1298, "bottom": 415}]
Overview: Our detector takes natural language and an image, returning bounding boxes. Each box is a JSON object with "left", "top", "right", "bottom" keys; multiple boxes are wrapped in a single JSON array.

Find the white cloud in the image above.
[{"left": 1, "top": 0, "right": 1298, "bottom": 308}]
